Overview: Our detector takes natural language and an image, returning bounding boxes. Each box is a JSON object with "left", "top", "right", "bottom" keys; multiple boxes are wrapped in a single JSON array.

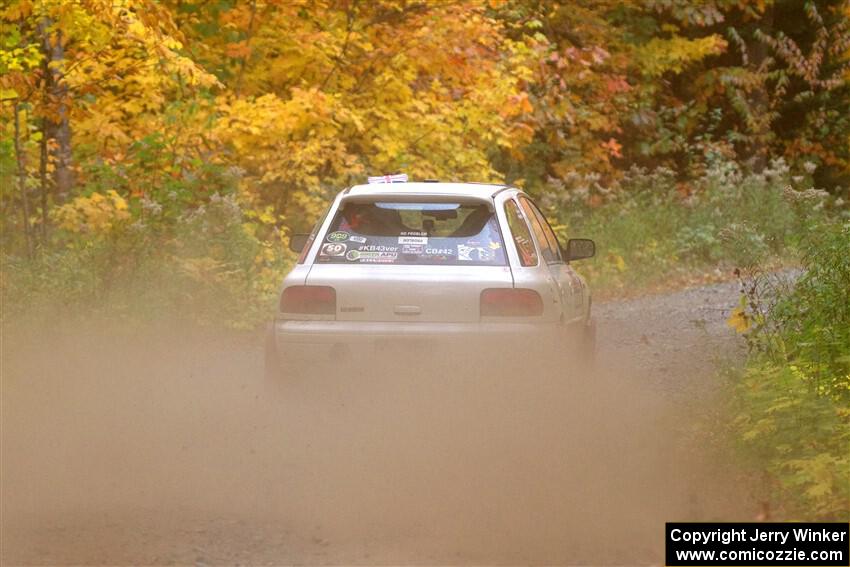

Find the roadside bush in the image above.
[
  {"left": 727, "top": 221, "right": 850, "bottom": 519},
  {"left": 2, "top": 185, "right": 291, "bottom": 330},
  {"left": 538, "top": 158, "right": 821, "bottom": 294}
]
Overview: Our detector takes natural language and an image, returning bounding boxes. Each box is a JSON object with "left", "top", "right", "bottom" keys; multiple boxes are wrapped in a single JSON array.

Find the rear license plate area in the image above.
[{"left": 374, "top": 337, "right": 435, "bottom": 357}]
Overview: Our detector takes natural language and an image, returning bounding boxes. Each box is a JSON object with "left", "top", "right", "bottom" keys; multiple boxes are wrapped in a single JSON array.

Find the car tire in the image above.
[
  {"left": 580, "top": 317, "right": 597, "bottom": 369},
  {"left": 264, "top": 323, "right": 286, "bottom": 394}
]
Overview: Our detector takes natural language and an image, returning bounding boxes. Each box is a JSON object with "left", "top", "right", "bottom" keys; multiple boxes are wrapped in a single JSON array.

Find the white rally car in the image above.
[{"left": 266, "top": 177, "right": 596, "bottom": 379}]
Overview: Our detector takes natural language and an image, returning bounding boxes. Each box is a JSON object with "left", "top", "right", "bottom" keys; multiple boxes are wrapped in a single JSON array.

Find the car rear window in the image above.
[{"left": 315, "top": 201, "right": 507, "bottom": 266}]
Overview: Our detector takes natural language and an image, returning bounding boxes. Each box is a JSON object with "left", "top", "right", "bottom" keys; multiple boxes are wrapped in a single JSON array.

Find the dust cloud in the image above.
[{"left": 2, "top": 312, "right": 754, "bottom": 565}]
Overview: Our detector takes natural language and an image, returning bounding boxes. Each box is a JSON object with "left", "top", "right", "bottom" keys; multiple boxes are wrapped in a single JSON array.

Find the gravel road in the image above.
[{"left": 2, "top": 280, "right": 758, "bottom": 565}]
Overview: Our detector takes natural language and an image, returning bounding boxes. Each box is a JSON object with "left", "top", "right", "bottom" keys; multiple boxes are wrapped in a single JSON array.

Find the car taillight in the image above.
[
  {"left": 280, "top": 285, "right": 336, "bottom": 315},
  {"left": 480, "top": 288, "right": 544, "bottom": 317}
]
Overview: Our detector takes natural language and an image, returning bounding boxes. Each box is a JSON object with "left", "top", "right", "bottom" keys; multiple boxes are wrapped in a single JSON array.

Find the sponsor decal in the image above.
[
  {"left": 400, "top": 231, "right": 427, "bottom": 237},
  {"left": 398, "top": 236, "right": 428, "bottom": 245},
  {"left": 349, "top": 235, "right": 367, "bottom": 244},
  {"left": 425, "top": 247, "right": 454, "bottom": 256},
  {"left": 458, "top": 244, "right": 474, "bottom": 261},
  {"left": 360, "top": 244, "right": 398, "bottom": 252},
  {"left": 320, "top": 242, "right": 347, "bottom": 256},
  {"left": 401, "top": 244, "right": 425, "bottom": 255},
  {"left": 368, "top": 173, "right": 408, "bottom": 184},
  {"left": 458, "top": 244, "right": 492, "bottom": 262},
  {"left": 362, "top": 252, "right": 397, "bottom": 263},
  {"left": 327, "top": 231, "right": 349, "bottom": 242},
  {"left": 348, "top": 250, "right": 397, "bottom": 263}
]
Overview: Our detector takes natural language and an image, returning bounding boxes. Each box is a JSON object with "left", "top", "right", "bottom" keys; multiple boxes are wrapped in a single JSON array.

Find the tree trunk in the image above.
[
  {"left": 746, "top": 5, "right": 775, "bottom": 173},
  {"left": 39, "top": 116, "right": 49, "bottom": 240},
  {"left": 234, "top": 0, "right": 258, "bottom": 98},
  {"left": 14, "top": 103, "right": 34, "bottom": 257},
  {"left": 40, "top": 19, "right": 73, "bottom": 200}
]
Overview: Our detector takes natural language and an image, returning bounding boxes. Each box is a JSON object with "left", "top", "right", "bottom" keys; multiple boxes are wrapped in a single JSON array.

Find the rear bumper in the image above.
[{"left": 272, "top": 319, "right": 561, "bottom": 363}]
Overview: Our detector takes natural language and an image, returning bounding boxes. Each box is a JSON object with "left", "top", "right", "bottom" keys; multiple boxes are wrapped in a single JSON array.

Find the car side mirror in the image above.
[
  {"left": 565, "top": 238, "right": 595, "bottom": 262},
  {"left": 289, "top": 233, "right": 310, "bottom": 253}
]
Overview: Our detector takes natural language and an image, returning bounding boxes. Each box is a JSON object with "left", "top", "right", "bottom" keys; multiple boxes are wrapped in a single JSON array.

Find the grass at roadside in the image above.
[
  {"left": 547, "top": 158, "right": 824, "bottom": 297},
  {"left": 723, "top": 222, "right": 850, "bottom": 520}
]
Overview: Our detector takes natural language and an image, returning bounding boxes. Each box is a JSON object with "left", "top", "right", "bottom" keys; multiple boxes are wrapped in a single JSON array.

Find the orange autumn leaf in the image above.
[{"left": 601, "top": 137, "right": 623, "bottom": 158}]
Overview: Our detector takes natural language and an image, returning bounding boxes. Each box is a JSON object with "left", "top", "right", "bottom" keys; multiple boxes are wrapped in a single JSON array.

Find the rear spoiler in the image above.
[{"left": 339, "top": 192, "right": 495, "bottom": 212}]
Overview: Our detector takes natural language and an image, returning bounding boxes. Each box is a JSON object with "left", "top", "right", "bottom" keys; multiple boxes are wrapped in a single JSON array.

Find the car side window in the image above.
[
  {"left": 299, "top": 205, "right": 331, "bottom": 264},
  {"left": 519, "top": 196, "right": 561, "bottom": 263},
  {"left": 504, "top": 199, "right": 538, "bottom": 267}
]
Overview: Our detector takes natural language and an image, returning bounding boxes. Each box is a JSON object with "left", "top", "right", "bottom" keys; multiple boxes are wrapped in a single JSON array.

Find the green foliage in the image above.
[
  {"left": 772, "top": 223, "right": 850, "bottom": 387},
  {"left": 730, "top": 361, "right": 849, "bottom": 518},
  {"left": 635, "top": 34, "right": 727, "bottom": 77},
  {"left": 2, "top": 164, "right": 290, "bottom": 329},
  {"left": 727, "top": 221, "right": 850, "bottom": 519},
  {"left": 493, "top": 0, "right": 850, "bottom": 189},
  {"left": 539, "top": 158, "right": 818, "bottom": 293}
]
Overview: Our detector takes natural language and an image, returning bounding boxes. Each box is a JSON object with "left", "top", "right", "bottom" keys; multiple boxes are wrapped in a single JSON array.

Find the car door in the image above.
[{"left": 517, "top": 195, "right": 585, "bottom": 325}]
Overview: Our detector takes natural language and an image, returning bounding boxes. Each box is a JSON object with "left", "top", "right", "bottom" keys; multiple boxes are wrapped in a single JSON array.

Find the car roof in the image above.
[{"left": 344, "top": 182, "right": 509, "bottom": 198}]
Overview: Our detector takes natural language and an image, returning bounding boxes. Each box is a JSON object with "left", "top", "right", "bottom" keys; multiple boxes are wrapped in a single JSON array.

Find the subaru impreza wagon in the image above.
[{"left": 265, "top": 178, "right": 596, "bottom": 380}]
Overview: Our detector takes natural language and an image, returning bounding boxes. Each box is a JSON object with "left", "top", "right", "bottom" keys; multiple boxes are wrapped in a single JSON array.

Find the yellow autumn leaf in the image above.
[
  {"left": 727, "top": 307, "right": 751, "bottom": 333},
  {"left": 258, "top": 209, "right": 276, "bottom": 225},
  {"left": 607, "top": 253, "right": 627, "bottom": 272},
  {"left": 107, "top": 190, "right": 129, "bottom": 210},
  {"left": 126, "top": 19, "right": 148, "bottom": 40}
]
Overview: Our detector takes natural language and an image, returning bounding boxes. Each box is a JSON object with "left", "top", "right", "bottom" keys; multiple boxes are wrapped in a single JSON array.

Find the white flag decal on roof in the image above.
[{"left": 367, "top": 173, "right": 408, "bottom": 184}]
